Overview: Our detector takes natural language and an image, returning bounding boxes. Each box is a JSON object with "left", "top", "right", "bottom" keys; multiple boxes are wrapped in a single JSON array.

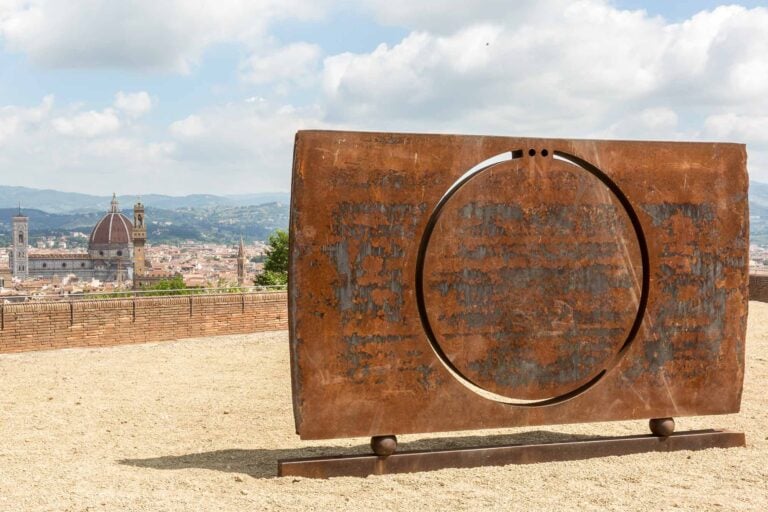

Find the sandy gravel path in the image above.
[{"left": 1, "top": 303, "right": 767, "bottom": 511}]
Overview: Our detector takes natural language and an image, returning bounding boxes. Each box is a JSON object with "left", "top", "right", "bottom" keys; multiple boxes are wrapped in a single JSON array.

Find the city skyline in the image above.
[
  {"left": 1, "top": 1, "right": 767, "bottom": 195},
  {"left": 1, "top": 194, "right": 269, "bottom": 293}
]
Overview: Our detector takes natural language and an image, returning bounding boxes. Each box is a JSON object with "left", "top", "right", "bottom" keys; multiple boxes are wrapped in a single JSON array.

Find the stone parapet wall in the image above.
[
  {"left": 750, "top": 274, "right": 768, "bottom": 303},
  {"left": 2, "top": 275, "right": 759, "bottom": 354},
  {"left": 0, "top": 292, "right": 287, "bottom": 354}
]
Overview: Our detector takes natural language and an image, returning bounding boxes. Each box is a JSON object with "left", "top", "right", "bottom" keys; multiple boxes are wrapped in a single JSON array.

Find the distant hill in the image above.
[
  {"left": 4, "top": 183, "right": 768, "bottom": 247},
  {"left": 0, "top": 186, "right": 290, "bottom": 214},
  {"left": 0, "top": 202, "right": 289, "bottom": 246},
  {"left": 750, "top": 181, "right": 768, "bottom": 215},
  {"left": 750, "top": 181, "right": 768, "bottom": 246}
]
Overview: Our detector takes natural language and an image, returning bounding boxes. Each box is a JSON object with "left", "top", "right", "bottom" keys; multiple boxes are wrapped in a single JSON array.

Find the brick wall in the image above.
[
  {"left": 0, "top": 292, "right": 287, "bottom": 354},
  {"left": 2, "top": 276, "right": 757, "bottom": 354},
  {"left": 750, "top": 274, "right": 768, "bottom": 303}
]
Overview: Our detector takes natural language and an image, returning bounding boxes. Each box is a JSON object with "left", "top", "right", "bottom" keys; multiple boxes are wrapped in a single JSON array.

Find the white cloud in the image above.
[
  {"left": 114, "top": 91, "right": 153, "bottom": 118},
  {"left": 359, "top": 0, "right": 563, "bottom": 34},
  {"left": 704, "top": 114, "right": 768, "bottom": 145},
  {"left": 3, "top": 0, "right": 768, "bottom": 192},
  {"left": 602, "top": 107, "right": 682, "bottom": 140},
  {"left": 275, "top": 2, "right": 768, "bottom": 185},
  {"left": 316, "top": 3, "right": 768, "bottom": 178},
  {"left": 0, "top": 93, "right": 325, "bottom": 194},
  {"left": 321, "top": 16, "right": 655, "bottom": 130},
  {"left": 0, "top": 0, "right": 329, "bottom": 72},
  {"left": 169, "top": 115, "right": 205, "bottom": 139},
  {"left": 703, "top": 113, "right": 768, "bottom": 174},
  {"left": 0, "top": 95, "right": 53, "bottom": 142},
  {"left": 165, "top": 99, "right": 327, "bottom": 191},
  {"left": 240, "top": 42, "right": 322, "bottom": 87},
  {"left": 51, "top": 109, "right": 121, "bottom": 138},
  {"left": 83, "top": 136, "right": 175, "bottom": 163},
  {"left": 0, "top": 95, "right": 178, "bottom": 194}
]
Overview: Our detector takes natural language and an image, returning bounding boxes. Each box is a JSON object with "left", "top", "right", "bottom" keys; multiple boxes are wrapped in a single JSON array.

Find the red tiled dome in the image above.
[
  {"left": 89, "top": 212, "right": 133, "bottom": 246},
  {"left": 88, "top": 194, "right": 133, "bottom": 248}
]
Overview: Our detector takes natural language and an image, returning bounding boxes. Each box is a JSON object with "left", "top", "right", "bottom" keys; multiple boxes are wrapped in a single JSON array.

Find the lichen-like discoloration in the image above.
[
  {"left": 341, "top": 334, "right": 440, "bottom": 390},
  {"left": 634, "top": 204, "right": 734, "bottom": 378},
  {"left": 322, "top": 202, "right": 425, "bottom": 323},
  {"left": 642, "top": 203, "right": 716, "bottom": 229},
  {"left": 466, "top": 331, "right": 619, "bottom": 389}
]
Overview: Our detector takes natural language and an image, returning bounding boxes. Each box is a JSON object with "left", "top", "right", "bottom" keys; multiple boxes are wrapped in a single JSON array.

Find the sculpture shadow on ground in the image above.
[{"left": 118, "top": 430, "right": 599, "bottom": 479}]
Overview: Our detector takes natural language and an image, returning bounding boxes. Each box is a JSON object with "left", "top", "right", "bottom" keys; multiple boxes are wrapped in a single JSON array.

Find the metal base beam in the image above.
[{"left": 278, "top": 429, "right": 745, "bottom": 478}]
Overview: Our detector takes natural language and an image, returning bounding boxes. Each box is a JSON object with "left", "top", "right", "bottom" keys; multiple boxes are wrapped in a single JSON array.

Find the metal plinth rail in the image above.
[{"left": 278, "top": 429, "right": 745, "bottom": 479}]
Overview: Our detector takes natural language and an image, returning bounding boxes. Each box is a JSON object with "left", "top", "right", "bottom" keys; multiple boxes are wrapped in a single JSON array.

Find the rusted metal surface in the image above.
[
  {"left": 289, "top": 131, "right": 748, "bottom": 440},
  {"left": 278, "top": 430, "right": 746, "bottom": 478}
]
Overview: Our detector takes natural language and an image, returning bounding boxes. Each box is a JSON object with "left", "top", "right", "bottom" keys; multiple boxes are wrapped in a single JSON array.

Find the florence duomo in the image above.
[{"left": 8, "top": 194, "right": 148, "bottom": 283}]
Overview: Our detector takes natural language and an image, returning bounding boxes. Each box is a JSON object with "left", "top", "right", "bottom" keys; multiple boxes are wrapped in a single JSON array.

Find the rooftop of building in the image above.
[
  {"left": 27, "top": 252, "right": 90, "bottom": 259},
  {"left": 88, "top": 194, "right": 133, "bottom": 247}
]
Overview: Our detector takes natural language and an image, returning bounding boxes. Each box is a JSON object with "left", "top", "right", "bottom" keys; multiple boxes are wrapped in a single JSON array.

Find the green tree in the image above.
[
  {"left": 136, "top": 275, "right": 203, "bottom": 296},
  {"left": 255, "top": 229, "right": 288, "bottom": 286},
  {"left": 149, "top": 275, "right": 187, "bottom": 292}
]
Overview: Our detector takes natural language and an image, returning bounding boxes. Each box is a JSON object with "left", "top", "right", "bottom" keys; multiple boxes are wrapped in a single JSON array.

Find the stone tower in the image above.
[
  {"left": 11, "top": 207, "right": 29, "bottom": 279},
  {"left": 237, "top": 237, "right": 246, "bottom": 286},
  {"left": 132, "top": 200, "right": 146, "bottom": 286}
]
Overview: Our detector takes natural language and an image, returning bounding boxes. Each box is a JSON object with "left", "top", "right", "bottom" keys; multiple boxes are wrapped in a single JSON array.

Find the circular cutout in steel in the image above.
[{"left": 415, "top": 150, "right": 649, "bottom": 406}]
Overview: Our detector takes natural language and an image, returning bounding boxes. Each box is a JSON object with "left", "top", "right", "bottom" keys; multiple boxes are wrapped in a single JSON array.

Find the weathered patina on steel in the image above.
[{"left": 288, "top": 131, "right": 748, "bottom": 441}]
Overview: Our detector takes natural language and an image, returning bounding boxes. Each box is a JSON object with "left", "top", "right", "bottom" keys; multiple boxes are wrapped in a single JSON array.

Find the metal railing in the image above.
[{"left": 1, "top": 284, "right": 287, "bottom": 303}]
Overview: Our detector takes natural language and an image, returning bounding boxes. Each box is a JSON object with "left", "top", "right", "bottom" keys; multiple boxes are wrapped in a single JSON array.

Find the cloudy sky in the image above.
[{"left": 1, "top": 0, "right": 767, "bottom": 195}]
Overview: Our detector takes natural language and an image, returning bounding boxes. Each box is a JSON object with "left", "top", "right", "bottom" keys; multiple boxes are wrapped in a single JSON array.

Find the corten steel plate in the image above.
[
  {"left": 278, "top": 430, "right": 746, "bottom": 478},
  {"left": 289, "top": 130, "right": 748, "bottom": 440}
]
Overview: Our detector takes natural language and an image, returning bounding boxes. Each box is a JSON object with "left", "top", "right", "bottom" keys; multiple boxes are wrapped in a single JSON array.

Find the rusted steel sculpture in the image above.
[{"left": 282, "top": 131, "right": 748, "bottom": 477}]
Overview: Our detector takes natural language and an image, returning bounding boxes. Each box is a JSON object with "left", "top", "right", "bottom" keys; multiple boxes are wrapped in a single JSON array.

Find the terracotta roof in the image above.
[
  {"left": 29, "top": 253, "right": 90, "bottom": 259},
  {"left": 89, "top": 212, "right": 133, "bottom": 246}
]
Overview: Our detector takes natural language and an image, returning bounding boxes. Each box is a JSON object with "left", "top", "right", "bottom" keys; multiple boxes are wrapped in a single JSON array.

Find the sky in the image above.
[{"left": 0, "top": 0, "right": 767, "bottom": 195}]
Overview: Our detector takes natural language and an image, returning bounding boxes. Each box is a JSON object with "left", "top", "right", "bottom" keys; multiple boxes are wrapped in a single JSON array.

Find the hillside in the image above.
[
  {"left": 0, "top": 186, "right": 289, "bottom": 214},
  {"left": 750, "top": 181, "right": 768, "bottom": 246},
  {"left": 0, "top": 203, "right": 289, "bottom": 247},
  {"left": 3, "top": 182, "right": 768, "bottom": 246}
]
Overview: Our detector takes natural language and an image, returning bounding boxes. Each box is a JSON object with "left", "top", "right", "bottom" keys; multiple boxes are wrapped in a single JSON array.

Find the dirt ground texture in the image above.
[{"left": 1, "top": 303, "right": 767, "bottom": 512}]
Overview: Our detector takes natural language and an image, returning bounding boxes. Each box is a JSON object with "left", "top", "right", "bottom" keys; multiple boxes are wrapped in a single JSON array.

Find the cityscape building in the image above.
[
  {"left": 10, "top": 207, "right": 28, "bottom": 279},
  {"left": 8, "top": 194, "right": 143, "bottom": 282},
  {"left": 237, "top": 237, "right": 246, "bottom": 286}
]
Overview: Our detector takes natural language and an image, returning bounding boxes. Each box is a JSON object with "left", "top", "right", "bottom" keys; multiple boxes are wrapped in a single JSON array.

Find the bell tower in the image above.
[
  {"left": 11, "top": 207, "right": 29, "bottom": 279},
  {"left": 132, "top": 200, "right": 146, "bottom": 286},
  {"left": 237, "top": 237, "right": 246, "bottom": 286}
]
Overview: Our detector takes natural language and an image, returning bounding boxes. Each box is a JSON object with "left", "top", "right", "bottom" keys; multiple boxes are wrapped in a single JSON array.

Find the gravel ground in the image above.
[{"left": 1, "top": 303, "right": 767, "bottom": 512}]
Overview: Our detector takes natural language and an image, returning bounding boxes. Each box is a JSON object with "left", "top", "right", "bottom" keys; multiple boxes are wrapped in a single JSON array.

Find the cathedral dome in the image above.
[{"left": 88, "top": 194, "right": 133, "bottom": 251}]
